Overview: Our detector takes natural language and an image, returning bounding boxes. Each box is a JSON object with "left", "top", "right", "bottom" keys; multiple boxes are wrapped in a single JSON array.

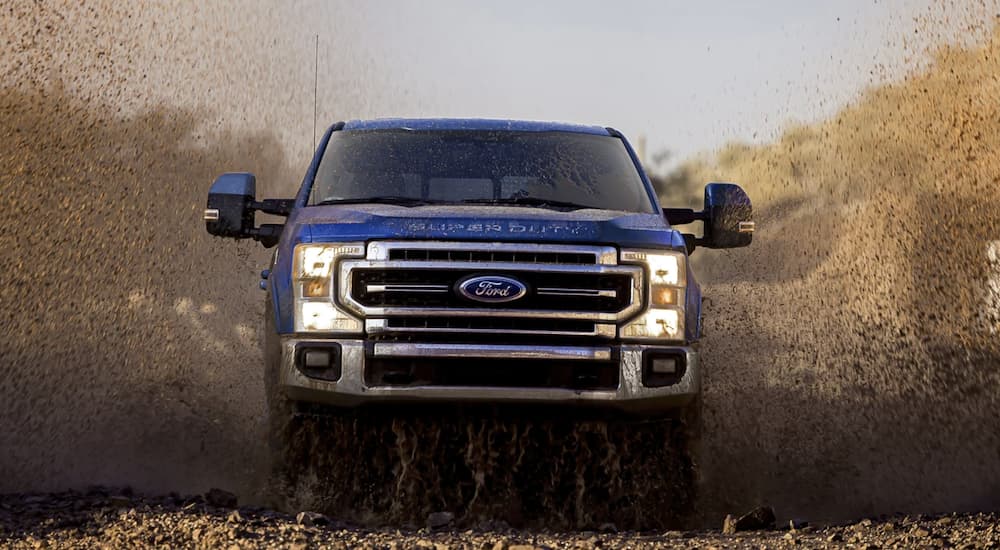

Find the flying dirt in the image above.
[
  {"left": 1, "top": 1, "right": 1000, "bottom": 546},
  {"left": 666, "top": 18, "right": 1000, "bottom": 521}
]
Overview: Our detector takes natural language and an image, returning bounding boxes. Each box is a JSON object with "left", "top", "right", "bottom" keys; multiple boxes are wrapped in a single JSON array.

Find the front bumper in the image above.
[{"left": 279, "top": 338, "right": 699, "bottom": 415}]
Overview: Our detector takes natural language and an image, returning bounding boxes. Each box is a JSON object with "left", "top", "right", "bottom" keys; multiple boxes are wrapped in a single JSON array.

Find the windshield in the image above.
[{"left": 308, "top": 129, "right": 656, "bottom": 213}]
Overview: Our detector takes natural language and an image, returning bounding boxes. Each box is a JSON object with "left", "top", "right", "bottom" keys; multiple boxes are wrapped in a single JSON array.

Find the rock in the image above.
[
  {"left": 108, "top": 495, "right": 132, "bottom": 508},
  {"left": 722, "top": 514, "right": 737, "bottom": 535},
  {"left": 912, "top": 527, "right": 931, "bottom": 537},
  {"left": 85, "top": 485, "right": 109, "bottom": 497},
  {"left": 789, "top": 518, "right": 809, "bottom": 531},
  {"left": 427, "top": 511, "right": 455, "bottom": 529},
  {"left": 826, "top": 533, "right": 843, "bottom": 543},
  {"left": 731, "top": 506, "right": 776, "bottom": 532},
  {"left": 296, "top": 511, "right": 331, "bottom": 527},
  {"left": 508, "top": 546, "right": 542, "bottom": 550},
  {"left": 204, "top": 488, "right": 237, "bottom": 509},
  {"left": 227, "top": 510, "right": 243, "bottom": 523}
]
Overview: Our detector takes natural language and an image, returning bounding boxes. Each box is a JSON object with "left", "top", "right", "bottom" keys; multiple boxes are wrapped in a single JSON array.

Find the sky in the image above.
[{"left": 312, "top": 0, "right": 985, "bottom": 171}]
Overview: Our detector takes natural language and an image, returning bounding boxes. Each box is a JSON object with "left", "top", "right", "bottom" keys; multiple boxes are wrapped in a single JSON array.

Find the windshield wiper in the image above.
[
  {"left": 459, "top": 197, "right": 590, "bottom": 210},
  {"left": 315, "top": 196, "right": 442, "bottom": 207}
]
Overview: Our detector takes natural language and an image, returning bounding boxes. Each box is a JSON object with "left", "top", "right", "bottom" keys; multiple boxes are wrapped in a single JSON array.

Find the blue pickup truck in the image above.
[{"left": 204, "top": 118, "right": 753, "bottom": 509}]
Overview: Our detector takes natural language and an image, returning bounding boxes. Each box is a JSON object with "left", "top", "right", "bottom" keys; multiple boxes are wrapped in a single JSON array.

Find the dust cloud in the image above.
[
  {"left": 658, "top": 16, "right": 1000, "bottom": 522},
  {"left": 1, "top": 0, "right": 999, "bottom": 530},
  {"left": 0, "top": 2, "right": 352, "bottom": 497}
]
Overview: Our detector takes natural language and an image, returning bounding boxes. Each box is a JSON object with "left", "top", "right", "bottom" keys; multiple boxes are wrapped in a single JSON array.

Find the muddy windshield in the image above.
[{"left": 309, "top": 129, "right": 655, "bottom": 213}]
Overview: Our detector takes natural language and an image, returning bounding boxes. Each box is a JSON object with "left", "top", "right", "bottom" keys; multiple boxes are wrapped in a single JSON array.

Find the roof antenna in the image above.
[{"left": 313, "top": 34, "right": 319, "bottom": 151}]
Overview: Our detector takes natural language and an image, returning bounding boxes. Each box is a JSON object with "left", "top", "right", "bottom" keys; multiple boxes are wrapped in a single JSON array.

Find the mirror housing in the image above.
[
  {"left": 701, "top": 183, "right": 754, "bottom": 249},
  {"left": 205, "top": 173, "right": 256, "bottom": 239},
  {"left": 662, "top": 182, "right": 754, "bottom": 252},
  {"left": 204, "top": 172, "right": 293, "bottom": 248}
]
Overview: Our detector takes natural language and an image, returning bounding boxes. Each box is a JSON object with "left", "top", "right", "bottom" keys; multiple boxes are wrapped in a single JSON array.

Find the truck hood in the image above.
[{"left": 288, "top": 204, "right": 686, "bottom": 250}]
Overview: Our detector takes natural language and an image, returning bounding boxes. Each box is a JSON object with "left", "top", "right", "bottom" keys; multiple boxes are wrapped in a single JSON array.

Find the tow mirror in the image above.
[
  {"left": 205, "top": 172, "right": 256, "bottom": 239},
  {"left": 204, "top": 172, "right": 294, "bottom": 248},
  {"left": 702, "top": 183, "right": 753, "bottom": 249},
  {"left": 662, "top": 182, "right": 754, "bottom": 252}
]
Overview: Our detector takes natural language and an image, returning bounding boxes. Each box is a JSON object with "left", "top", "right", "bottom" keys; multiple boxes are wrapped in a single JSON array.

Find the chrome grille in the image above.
[
  {"left": 351, "top": 269, "right": 631, "bottom": 311},
  {"left": 340, "top": 241, "right": 642, "bottom": 337}
]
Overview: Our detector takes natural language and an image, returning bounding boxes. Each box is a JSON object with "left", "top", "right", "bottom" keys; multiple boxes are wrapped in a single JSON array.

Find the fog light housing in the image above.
[
  {"left": 643, "top": 352, "right": 686, "bottom": 387},
  {"left": 651, "top": 357, "right": 677, "bottom": 374},
  {"left": 303, "top": 350, "right": 331, "bottom": 369},
  {"left": 295, "top": 343, "right": 342, "bottom": 382}
]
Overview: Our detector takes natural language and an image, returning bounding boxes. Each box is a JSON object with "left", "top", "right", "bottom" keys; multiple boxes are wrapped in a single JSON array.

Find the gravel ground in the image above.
[{"left": 2, "top": 489, "right": 999, "bottom": 549}]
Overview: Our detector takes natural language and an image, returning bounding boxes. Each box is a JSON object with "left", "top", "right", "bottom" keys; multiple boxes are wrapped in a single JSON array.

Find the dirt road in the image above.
[{"left": 2, "top": 490, "right": 999, "bottom": 549}]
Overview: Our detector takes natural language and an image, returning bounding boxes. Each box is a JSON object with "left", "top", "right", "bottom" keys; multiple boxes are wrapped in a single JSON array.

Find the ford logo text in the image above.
[{"left": 457, "top": 275, "right": 528, "bottom": 303}]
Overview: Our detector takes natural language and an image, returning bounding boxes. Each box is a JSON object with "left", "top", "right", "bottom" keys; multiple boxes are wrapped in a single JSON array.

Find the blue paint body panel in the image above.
[
  {"left": 269, "top": 119, "right": 703, "bottom": 342},
  {"left": 342, "top": 118, "right": 611, "bottom": 135},
  {"left": 209, "top": 172, "right": 255, "bottom": 196}
]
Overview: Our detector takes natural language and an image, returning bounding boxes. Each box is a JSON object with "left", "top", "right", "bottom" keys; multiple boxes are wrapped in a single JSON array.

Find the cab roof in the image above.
[{"left": 341, "top": 118, "right": 613, "bottom": 136}]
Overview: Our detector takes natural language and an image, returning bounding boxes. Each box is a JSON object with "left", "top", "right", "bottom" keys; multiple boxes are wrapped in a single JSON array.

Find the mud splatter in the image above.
[
  {"left": 275, "top": 409, "right": 697, "bottom": 529},
  {"left": 663, "top": 17, "right": 1000, "bottom": 522}
]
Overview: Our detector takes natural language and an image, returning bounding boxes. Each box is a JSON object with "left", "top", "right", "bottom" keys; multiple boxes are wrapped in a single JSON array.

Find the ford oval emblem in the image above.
[{"left": 457, "top": 275, "right": 528, "bottom": 303}]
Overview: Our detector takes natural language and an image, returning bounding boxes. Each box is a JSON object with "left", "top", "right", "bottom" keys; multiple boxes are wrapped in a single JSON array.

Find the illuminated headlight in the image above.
[
  {"left": 648, "top": 253, "right": 683, "bottom": 286},
  {"left": 620, "top": 250, "right": 687, "bottom": 341},
  {"left": 293, "top": 243, "right": 364, "bottom": 333},
  {"left": 298, "top": 247, "right": 337, "bottom": 278},
  {"left": 620, "top": 309, "right": 684, "bottom": 340},
  {"left": 300, "top": 302, "right": 341, "bottom": 331}
]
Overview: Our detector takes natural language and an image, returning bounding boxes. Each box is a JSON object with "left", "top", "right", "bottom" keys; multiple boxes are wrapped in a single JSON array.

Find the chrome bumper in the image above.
[{"left": 279, "top": 338, "right": 699, "bottom": 414}]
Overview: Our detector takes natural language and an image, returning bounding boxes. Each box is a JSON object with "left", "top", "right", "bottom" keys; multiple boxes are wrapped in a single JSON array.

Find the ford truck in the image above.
[{"left": 203, "top": 118, "right": 753, "bottom": 505}]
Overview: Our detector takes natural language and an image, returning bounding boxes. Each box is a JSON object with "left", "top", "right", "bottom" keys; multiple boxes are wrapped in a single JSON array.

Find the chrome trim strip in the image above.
[
  {"left": 348, "top": 260, "right": 634, "bottom": 274},
  {"left": 371, "top": 342, "right": 612, "bottom": 361},
  {"left": 349, "top": 306, "right": 626, "bottom": 322},
  {"left": 203, "top": 208, "right": 220, "bottom": 221},
  {"left": 366, "top": 284, "right": 450, "bottom": 294},
  {"left": 366, "top": 241, "right": 618, "bottom": 265},
  {"left": 365, "top": 319, "right": 616, "bottom": 338},
  {"left": 536, "top": 287, "right": 618, "bottom": 298}
]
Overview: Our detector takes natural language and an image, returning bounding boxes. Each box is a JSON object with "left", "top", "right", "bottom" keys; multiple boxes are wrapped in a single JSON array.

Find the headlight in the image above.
[
  {"left": 647, "top": 253, "right": 683, "bottom": 286},
  {"left": 620, "top": 250, "right": 686, "bottom": 341},
  {"left": 293, "top": 243, "right": 365, "bottom": 333}
]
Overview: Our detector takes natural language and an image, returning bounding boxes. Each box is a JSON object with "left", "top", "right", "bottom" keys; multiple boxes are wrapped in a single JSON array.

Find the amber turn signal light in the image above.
[
  {"left": 651, "top": 286, "right": 678, "bottom": 307},
  {"left": 302, "top": 279, "right": 330, "bottom": 298}
]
